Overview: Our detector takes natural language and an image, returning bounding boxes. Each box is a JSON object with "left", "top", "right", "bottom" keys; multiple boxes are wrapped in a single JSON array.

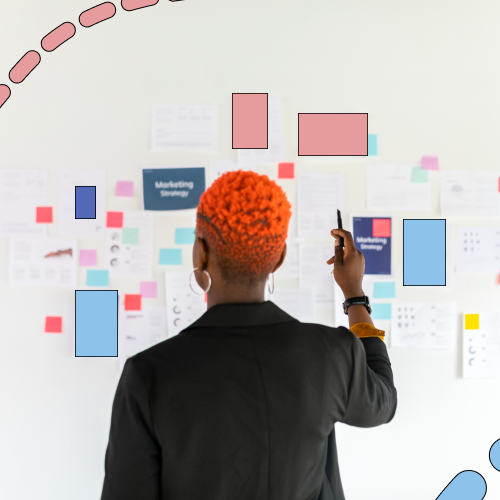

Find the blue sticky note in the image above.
[
  {"left": 75, "top": 290, "right": 117, "bottom": 356},
  {"left": 371, "top": 303, "right": 392, "bottom": 320},
  {"left": 86, "top": 270, "right": 109, "bottom": 287},
  {"left": 159, "top": 248, "right": 182, "bottom": 265},
  {"left": 404, "top": 219, "right": 446, "bottom": 286},
  {"left": 175, "top": 227, "right": 196, "bottom": 245},
  {"left": 75, "top": 186, "right": 96, "bottom": 219},
  {"left": 373, "top": 281, "right": 396, "bottom": 299},
  {"left": 368, "top": 134, "right": 378, "bottom": 156}
]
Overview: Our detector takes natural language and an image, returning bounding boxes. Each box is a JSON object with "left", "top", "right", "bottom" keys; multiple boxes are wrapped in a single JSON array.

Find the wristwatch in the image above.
[{"left": 342, "top": 295, "right": 372, "bottom": 315}]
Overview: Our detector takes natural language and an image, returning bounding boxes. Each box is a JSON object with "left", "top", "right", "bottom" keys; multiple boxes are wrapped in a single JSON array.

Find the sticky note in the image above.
[
  {"left": 45, "top": 316, "right": 62, "bottom": 333},
  {"left": 36, "top": 206, "right": 53, "bottom": 223},
  {"left": 368, "top": 134, "right": 378, "bottom": 156},
  {"left": 373, "top": 281, "right": 396, "bottom": 299},
  {"left": 122, "top": 227, "right": 139, "bottom": 245},
  {"left": 79, "top": 249, "right": 97, "bottom": 267},
  {"left": 411, "top": 166, "right": 429, "bottom": 183},
  {"left": 75, "top": 186, "right": 96, "bottom": 219},
  {"left": 86, "top": 269, "right": 109, "bottom": 287},
  {"left": 159, "top": 248, "right": 182, "bottom": 265},
  {"left": 422, "top": 155, "right": 439, "bottom": 171},
  {"left": 232, "top": 93, "right": 268, "bottom": 149},
  {"left": 175, "top": 228, "right": 196, "bottom": 245},
  {"left": 106, "top": 211, "right": 123, "bottom": 228},
  {"left": 75, "top": 290, "right": 118, "bottom": 357},
  {"left": 372, "top": 219, "right": 391, "bottom": 237},
  {"left": 278, "top": 163, "right": 295, "bottom": 179},
  {"left": 371, "top": 303, "right": 392, "bottom": 320},
  {"left": 115, "top": 181, "right": 134, "bottom": 197},
  {"left": 140, "top": 281, "right": 157, "bottom": 298},
  {"left": 204, "top": 292, "right": 207, "bottom": 303},
  {"left": 465, "top": 314, "right": 480, "bottom": 330},
  {"left": 124, "top": 294, "right": 142, "bottom": 311}
]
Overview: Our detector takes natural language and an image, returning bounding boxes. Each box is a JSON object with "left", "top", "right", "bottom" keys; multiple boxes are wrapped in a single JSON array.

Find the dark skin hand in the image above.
[{"left": 192, "top": 228, "right": 287, "bottom": 310}]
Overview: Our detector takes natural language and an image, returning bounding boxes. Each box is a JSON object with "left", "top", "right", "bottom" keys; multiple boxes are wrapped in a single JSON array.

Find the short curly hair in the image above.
[{"left": 196, "top": 169, "right": 292, "bottom": 283}]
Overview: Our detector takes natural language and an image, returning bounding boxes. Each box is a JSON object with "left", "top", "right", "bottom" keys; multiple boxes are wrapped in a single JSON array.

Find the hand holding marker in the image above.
[{"left": 326, "top": 209, "right": 366, "bottom": 297}]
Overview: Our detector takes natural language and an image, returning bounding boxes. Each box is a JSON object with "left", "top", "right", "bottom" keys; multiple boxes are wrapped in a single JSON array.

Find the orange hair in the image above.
[{"left": 196, "top": 169, "right": 292, "bottom": 282}]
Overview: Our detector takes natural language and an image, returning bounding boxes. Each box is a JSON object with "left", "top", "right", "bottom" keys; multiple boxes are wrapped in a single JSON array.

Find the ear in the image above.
[
  {"left": 272, "top": 243, "right": 287, "bottom": 273},
  {"left": 193, "top": 235, "right": 209, "bottom": 270}
]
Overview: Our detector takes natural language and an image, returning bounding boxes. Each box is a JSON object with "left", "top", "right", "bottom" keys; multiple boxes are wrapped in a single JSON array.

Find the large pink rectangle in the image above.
[
  {"left": 232, "top": 93, "right": 268, "bottom": 149},
  {"left": 298, "top": 113, "right": 368, "bottom": 156}
]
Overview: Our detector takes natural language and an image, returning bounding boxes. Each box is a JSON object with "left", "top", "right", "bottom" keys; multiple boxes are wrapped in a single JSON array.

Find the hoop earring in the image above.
[
  {"left": 189, "top": 267, "right": 212, "bottom": 295},
  {"left": 267, "top": 272, "right": 274, "bottom": 295}
]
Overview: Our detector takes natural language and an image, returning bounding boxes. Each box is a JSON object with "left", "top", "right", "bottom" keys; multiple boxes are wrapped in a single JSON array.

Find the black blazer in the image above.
[{"left": 101, "top": 301, "right": 397, "bottom": 500}]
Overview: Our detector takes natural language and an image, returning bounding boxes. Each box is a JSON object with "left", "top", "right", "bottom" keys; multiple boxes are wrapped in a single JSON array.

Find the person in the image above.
[{"left": 100, "top": 170, "right": 397, "bottom": 500}]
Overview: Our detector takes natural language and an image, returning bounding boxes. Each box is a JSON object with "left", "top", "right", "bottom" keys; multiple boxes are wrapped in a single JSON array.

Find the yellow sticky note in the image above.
[{"left": 465, "top": 314, "right": 479, "bottom": 330}]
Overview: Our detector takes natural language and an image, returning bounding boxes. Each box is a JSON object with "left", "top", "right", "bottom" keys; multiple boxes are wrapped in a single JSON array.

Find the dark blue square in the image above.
[{"left": 75, "top": 186, "right": 96, "bottom": 219}]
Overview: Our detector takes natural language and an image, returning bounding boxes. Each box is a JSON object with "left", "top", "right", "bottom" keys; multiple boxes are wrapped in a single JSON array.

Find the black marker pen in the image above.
[{"left": 337, "top": 209, "right": 344, "bottom": 248}]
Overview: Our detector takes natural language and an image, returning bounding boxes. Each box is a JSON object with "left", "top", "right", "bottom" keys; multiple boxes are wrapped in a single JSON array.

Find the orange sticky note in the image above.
[
  {"left": 45, "top": 316, "right": 62, "bottom": 333},
  {"left": 124, "top": 294, "right": 141, "bottom": 311},
  {"left": 36, "top": 206, "right": 53, "bottom": 223},
  {"left": 106, "top": 211, "right": 123, "bottom": 228},
  {"left": 278, "top": 163, "right": 295, "bottom": 179}
]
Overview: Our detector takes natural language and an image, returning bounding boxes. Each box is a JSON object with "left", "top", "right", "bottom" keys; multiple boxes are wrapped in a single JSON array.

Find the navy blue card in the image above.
[
  {"left": 352, "top": 216, "right": 392, "bottom": 275},
  {"left": 142, "top": 167, "right": 206, "bottom": 211}
]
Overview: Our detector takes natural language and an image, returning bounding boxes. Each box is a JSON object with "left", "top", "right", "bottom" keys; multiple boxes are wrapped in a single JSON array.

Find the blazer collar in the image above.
[{"left": 181, "top": 300, "right": 298, "bottom": 331}]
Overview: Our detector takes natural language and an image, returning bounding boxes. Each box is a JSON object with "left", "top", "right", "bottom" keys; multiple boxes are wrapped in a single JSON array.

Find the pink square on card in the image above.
[
  {"left": 140, "top": 281, "right": 157, "bottom": 299},
  {"left": 373, "top": 219, "right": 391, "bottom": 237},
  {"left": 421, "top": 155, "right": 439, "bottom": 170},
  {"left": 79, "top": 249, "right": 97, "bottom": 266},
  {"left": 278, "top": 163, "right": 295, "bottom": 179},
  {"left": 115, "top": 181, "right": 134, "bottom": 197}
]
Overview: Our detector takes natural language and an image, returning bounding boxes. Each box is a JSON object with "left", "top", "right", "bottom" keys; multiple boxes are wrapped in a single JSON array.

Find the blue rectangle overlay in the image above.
[
  {"left": 75, "top": 290, "right": 117, "bottom": 356},
  {"left": 404, "top": 219, "right": 446, "bottom": 286},
  {"left": 175, "top": 227, "right": 196, "bottom": 244},
  {"left": 86, "top": 269, "right": 109, "bottom": 286},
  {"left": 373, "top": 281, "right": 396, "bottom": 299},
  {"left": 142, "top": 167, "right": 206, "bottom": 211},
  {"left": 75, "top": 186, "right": 96, "bottom": 219},
  {"left": 371, "top": 303, "right": 392, "bottom": 320}
]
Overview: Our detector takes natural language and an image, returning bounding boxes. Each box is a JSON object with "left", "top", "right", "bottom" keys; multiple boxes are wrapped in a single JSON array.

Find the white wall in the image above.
[{"left": 1, "top": 0, "right": 500, "bottom": 498}]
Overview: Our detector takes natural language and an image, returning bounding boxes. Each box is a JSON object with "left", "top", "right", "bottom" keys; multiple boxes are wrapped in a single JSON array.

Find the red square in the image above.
[
  {"left": 106, "top": 211, "right": 124, "bottom": 228},
  {"left": 278, "top": 163, "right": 295, "bottom": 179},
  {"left": 204, "top": 292, "right": 207, "bottom": 303},
  {"left": 125, "top": 294, "right": 142, "bottom": 311},
  {"left": 36, "top": 206, "right": 53, "bottom": 223},
  {"left": 372, "top": 219, "right": 391, "bottom": 237},
  {"left": 45, "top": 316, "right": 62, "bottom": 333}
]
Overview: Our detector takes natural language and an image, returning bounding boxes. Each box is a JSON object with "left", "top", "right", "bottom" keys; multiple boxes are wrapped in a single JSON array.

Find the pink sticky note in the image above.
[
  {"left": 278, "top": 163, "right": 295, "bottom": 179},
  {"left": 36, "top": 206, "right": 53, "bottom": 223},
  {"left": 79, "top": 249, "right": 97, "bottom": 267},
  {"left": 106, "top": 211, "right": 123, "bottom": 228},
  {"left": 421, "top": 155, "right": 439, "bottom": 170},
  {"left": 45, "top": 316, "right": 62, "bottom": 333},
  {"left": 373, "top": 219, "right": 391, "bottom": 237},
  {"left": 115, "top": 181, "right": 134, "bottom": 197},
  {"left": 140, "top": 281, "right": 157, "bottom": 299}
]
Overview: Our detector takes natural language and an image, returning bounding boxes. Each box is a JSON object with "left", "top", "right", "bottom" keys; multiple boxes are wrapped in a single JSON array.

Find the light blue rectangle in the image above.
[
  {"left": 403, "top": 219, "right": 446, "bottom": 286},
  {"left": 373, "top": 281, "right": 396, "bottom": 299},
  {"left": 159, "top": 248, "right": 182, "bottom": 265},
  {"left": 175, "top": 227, "right": 196, "bottom": 245},
  {"left": 86, "top": 270, "right": 109, "bottom": 287},
  {"left": 371, "top": 303, "right": 392, "bottom": 320},
  {"left": 368, "top": 134, "right": 378, "bottom": 156},
  {"left": 75, "top": 290, "right": 117, "bottom": 356}
]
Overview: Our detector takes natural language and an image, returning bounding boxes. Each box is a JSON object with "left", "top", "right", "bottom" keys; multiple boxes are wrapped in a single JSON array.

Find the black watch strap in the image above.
[{"left": 342, "top": 296, "right": 372, "bottom": 315}]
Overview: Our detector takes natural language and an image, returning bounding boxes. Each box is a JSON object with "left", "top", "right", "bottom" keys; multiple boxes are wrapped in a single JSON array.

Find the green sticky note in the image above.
[
  {"left": 122, "top": 227, "right": 139, "bottom": 245},
  {"left": 368, "top": 134, "right": 378, "bottom": 156},
  {"left": 371, "top": 303, "right": 392, "bottom": 320},
  {"left": 159, "top": 248, "right": 182, "bottom": 265},
  {"left": 411, "top": 166, "right": 429, "bottom": 183},
  {"left": 86, "top": 270, "right": 109, "bottom": 287}
]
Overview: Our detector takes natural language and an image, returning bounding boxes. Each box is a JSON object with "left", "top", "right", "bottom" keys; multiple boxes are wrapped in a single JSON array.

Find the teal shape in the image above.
[
  {"left": 373, "top": 281, "right": 396, "bottom": 299},
  {"left": 159, "top": 248, "right": 182, "bottom": 265},
  {"left": 175, "top": 227, "right": 196, "bottom": 244},
  {"left": 122, "top": 227, "right": 139, "bottom": 245},
  {"left": 436, "top": 470, "right": 486, "bottom": 500},
  {"left": 368, "top": 134, "right": 378, "bottom": 156},
  {"left": 371, "top": 303, "right": 392, "bottom": 320},
  {"left": 86, "top": 270, "right": 109, "bottom": 287}
]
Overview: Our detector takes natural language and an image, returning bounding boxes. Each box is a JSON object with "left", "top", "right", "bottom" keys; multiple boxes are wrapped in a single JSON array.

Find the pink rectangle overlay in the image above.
[
  {"left": 372, "top": 219, "right": 391, "bottom": 238},
  {"left": 421, "top": 155, "right": 439, "bottom": 170},
  {"left": 298, "top": 113, "right": 368, "bottom": 156},
  {"left": 232, "top": 94, "right": 268, "bottom": 149},
  {"left": 140, "top": 281, "right": 157, "bottom": 298},
  {"left": 80, "top": 249, "right": 97, "bottom": 266},
  {"left": 115, "top": 181, "right": 134, "bottom": 197}
]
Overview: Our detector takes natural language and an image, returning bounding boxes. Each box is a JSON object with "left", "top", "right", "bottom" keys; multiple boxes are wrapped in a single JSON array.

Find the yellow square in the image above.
[{"left": 465, "top": 314, "right": 480, "bottom": 330}]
